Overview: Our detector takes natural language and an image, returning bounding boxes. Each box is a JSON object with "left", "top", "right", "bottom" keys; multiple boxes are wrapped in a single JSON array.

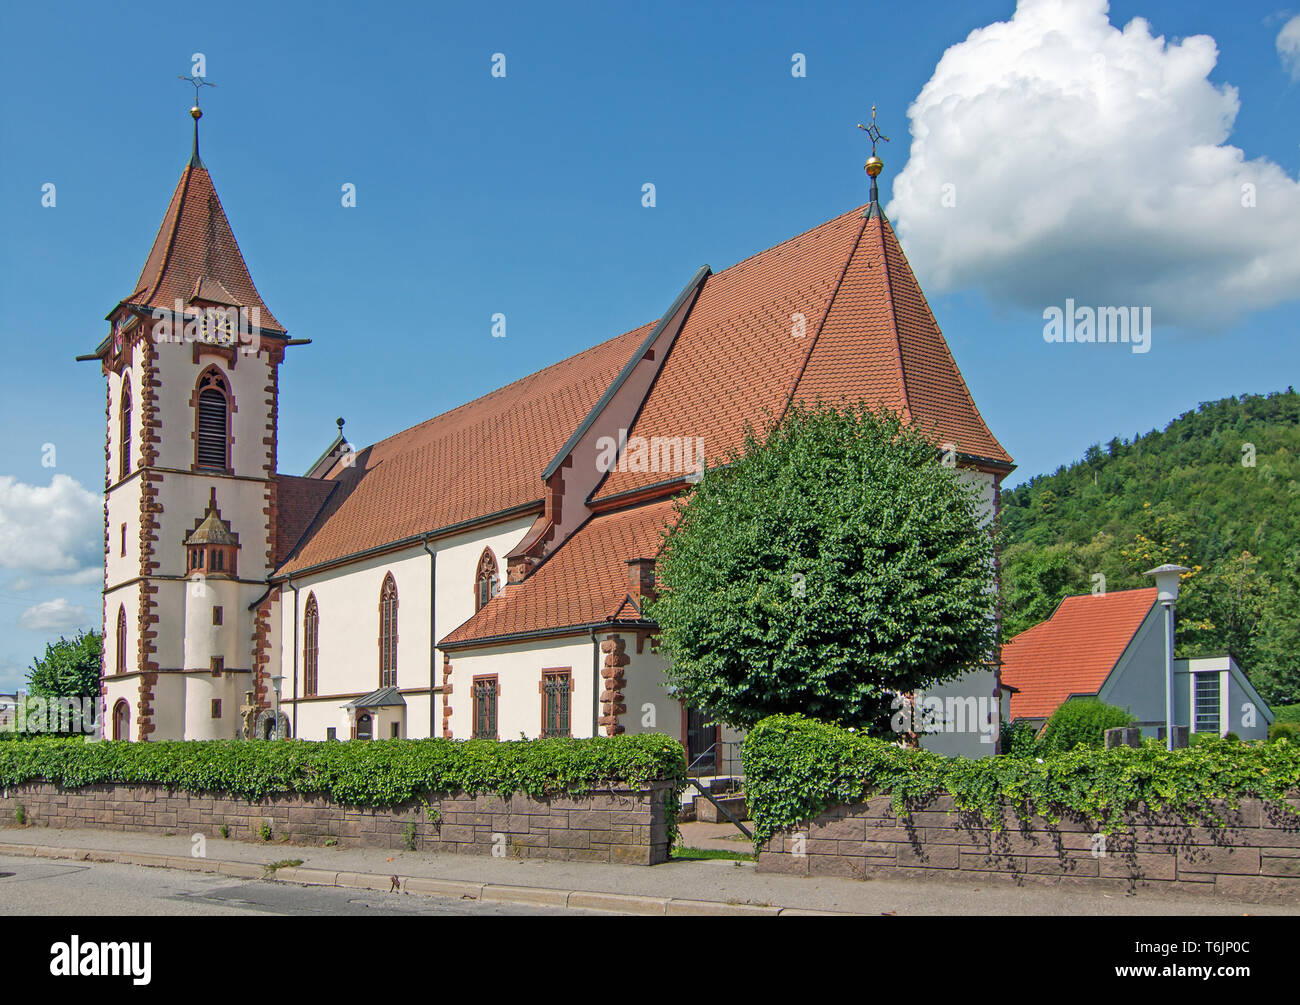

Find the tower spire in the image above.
[
  {"left": 856, "top": 105, "right": 890, "bottom": 216},
  {"left": 178, "top": 74, "right": 216, "bottom": 168}
]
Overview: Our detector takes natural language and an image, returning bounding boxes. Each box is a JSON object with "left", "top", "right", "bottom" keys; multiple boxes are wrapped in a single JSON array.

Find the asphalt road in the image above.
[{"left": 0, "top": 854, "right": 609, "bottom": 916}]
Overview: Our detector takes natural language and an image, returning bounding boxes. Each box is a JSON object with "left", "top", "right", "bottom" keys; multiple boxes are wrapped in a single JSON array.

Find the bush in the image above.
[
  {"left": 742, "top": 714, "right": 1300, "bottom": 847},
  {"left": 1274, "top": 704, "right": 1300, "bottom": 726},
  {"left": 0, "top": 734, "right": 687, "bottom": 807},
  {"left": 1270, "top": 721, "right": 1300, "bottom": 743},
  {"left": 1037, "top": 699, "right": 1134, "bottom": 754},
  {"left": 1000, "top": 718, "right": 1040, "bottom": 757}
]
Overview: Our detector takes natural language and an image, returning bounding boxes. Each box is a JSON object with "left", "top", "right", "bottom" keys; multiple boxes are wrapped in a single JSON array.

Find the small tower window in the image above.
[
  {"left": 119, "top": 383, "right": 132, "bottom": 480},
  {"left": 195, "top": 369, "right": 231, "bottom": 471},
  {"left": 115, "top": 605, "right": 127, "bottom": 674},
  {"left": 112, "top": 699, "right": 129, "bottom": 741}
]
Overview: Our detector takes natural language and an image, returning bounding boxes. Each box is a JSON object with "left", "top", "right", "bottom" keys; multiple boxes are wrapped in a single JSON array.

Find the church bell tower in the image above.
[{"left": 80, "top": 94, "right": 296, "bottom": 740}]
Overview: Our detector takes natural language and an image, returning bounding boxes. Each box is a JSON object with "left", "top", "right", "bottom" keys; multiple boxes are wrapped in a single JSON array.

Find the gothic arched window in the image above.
[
  {"left": 119, "top": 383, "right": 132, "bottom": 480},
  {"left": 112, "top": 699, "right": 129, "bottom": 741},
  {"left": 115, "top": 605, "right": 127, "bottom": 674},
  {"left": 378, "top": 573, "right": 397, "bottom": 688},
  {"left": 303, "top": 593, "right": 319, "bottom": 697},
  {"left": 475, "top": 548, "right": 500, "bottom": 612},
  {"left": 194, "top": 368, "right": 232, "bottom": 471}
]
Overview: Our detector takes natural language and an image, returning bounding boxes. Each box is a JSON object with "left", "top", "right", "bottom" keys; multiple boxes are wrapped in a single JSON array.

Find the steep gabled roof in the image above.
[
  {"left": 123, "top": 162, "right": 285, "bottom": 333},
  {"left": 273, "top": 324, "right": 655, "bottom": 577},
  {"left": 1000, "top": 587, "right": 1158, "bottom": 721},
  {"left": 440, "top": 499, "right": 676, "bottom": 647},
  {"left": 593, "top": 206, "right": 1011, "bottom": 503}
]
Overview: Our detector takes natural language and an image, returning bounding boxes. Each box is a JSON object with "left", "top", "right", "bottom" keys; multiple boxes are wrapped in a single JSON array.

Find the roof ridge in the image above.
[
  {"left": 710, "top": 204, "right": 868, "bottom": 278},
  {"left": 878, "top": 216, "right": 1009, "bottom": 461},
  {"left": 138, "top": 163, "right": 196, "bottom": 305},
  {"left": 874, "top": 212, "right": 912, "bottom": 422},
  {"left": 779, "top": 212, "right": 871, "bottom": 424}
]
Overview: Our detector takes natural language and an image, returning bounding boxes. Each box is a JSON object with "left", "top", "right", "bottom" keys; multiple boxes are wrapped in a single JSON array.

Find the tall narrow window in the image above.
[
  {"left": 378, "top": 573, "right": 397, "bottom": 688},
  {"left": 119, "top": 384, "right": 132, "bottom": 480},
  {"left": 195, "top": 369, "right": 231, "bottom": 471},
  {"left": 303, "top": 593, "right": 319, "bottom": 697},
  {"left": 1194, "top": 673, "right": 1222, "bottom": 734},
  {"left": 475, "top": 548, "right": 500, "bottom": 612},
  {"left": 115, "top": 605, "right": 127, "bottom": 674},
  {"left": 473, "top": 677, "right": 499, "bottom": 739},
  {"left": 541, "top": 670, "right": 571, "bottom": 738}
]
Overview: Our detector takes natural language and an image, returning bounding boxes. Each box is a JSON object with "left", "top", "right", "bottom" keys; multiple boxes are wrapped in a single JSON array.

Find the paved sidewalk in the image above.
[{"left": 0, "top": 825, "right": 1291, "bottom": 915}]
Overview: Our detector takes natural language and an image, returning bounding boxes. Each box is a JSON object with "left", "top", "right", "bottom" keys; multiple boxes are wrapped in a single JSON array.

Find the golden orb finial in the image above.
[
  {"left": 865, "top": 155, "right": 884, "bottom": 178},
  {"left": 191, "top": 105, "right": 203, "bottom": 120}
]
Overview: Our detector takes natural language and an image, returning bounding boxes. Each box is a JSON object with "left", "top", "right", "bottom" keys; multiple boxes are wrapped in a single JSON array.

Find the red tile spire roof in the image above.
[
  {"left": 123, "top": 158, "right": 285, "bottom": 333},
  {"left": 1000, "top": 588, "right": 1158, "bottom": 720}
]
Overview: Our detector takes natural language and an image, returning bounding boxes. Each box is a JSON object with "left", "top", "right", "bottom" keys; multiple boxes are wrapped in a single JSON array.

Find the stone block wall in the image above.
[
  {"left": 0, "top": 780, "right": 675, "bottom": 865},
  {"left": 758, "top": 793, "right": 1300, "bottom": 903}
]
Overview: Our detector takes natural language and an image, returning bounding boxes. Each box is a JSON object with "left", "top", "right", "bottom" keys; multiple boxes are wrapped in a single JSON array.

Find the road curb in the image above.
[{"left": 0, "top": 840, "right": 858, "bottom": 916}]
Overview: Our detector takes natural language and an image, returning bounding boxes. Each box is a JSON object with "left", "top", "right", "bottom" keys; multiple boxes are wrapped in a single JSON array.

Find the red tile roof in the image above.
[
  {"left": 273, "top": 325, "right": 654, "bottom": 576},
  {"left": 594, "top": 206, "right": 1011, "bottom": 502},
  {"left": 274, "top": 475, "right": 337, "bottom": 567},
  {"left": 274, "top": 202, "right": 1013, "bottom": 645},
  {"left": 441, "top": 499, "right": 677, "bottom": 646},
  {"left": 125, "top": 163, "right": 285, "bottom": 332},
  {"left": 1000, "top": 588, "right": 1158, "bottom": 720}
]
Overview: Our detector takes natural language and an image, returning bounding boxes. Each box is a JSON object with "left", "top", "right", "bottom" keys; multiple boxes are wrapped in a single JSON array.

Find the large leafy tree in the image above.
[
  {"left": 647, "top": 404, "right": 997, "bottom": 733},
  {"left": 26, "top": 630, "right": 102, "bottom": 698}
]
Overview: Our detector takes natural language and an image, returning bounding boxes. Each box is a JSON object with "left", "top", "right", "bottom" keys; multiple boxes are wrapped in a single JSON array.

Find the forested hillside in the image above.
[{"left": 999, "top": 389, "right": 1300, "bottom": 705}]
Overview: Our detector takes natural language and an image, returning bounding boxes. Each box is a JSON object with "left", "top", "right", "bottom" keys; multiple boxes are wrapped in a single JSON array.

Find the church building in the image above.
[{"left": 82, "top": 103, "right": 1014, "bottom": 760}]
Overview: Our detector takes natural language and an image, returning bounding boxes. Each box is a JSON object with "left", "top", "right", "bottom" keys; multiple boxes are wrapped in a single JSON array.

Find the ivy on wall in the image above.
[{"left": 743, "top": 714, "right": 1300, "bottom": 847}]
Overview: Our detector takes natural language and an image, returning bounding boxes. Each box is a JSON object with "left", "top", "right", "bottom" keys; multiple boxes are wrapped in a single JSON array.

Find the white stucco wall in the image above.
[
  {"left": 277, "top": 515, "right": 535, "bottom": 740},
  {"left": 446, "top": 635, "right": 596, "bottom": 739}
]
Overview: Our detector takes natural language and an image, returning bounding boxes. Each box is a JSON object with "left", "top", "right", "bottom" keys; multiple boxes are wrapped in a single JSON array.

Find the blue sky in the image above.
[{"left": 1, "top": 0, "right": 1298, "bottom": 687}]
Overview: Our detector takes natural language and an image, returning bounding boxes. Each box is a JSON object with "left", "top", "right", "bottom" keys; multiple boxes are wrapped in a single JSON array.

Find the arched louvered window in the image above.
[
  {"left": 475, "top": 548, "right": 500, "bottom": 612},
  {"left": 195, "top": 369, "right": 231, "bottom": 471},
  {"left": 303, "top": 593, "right": 319, "bottom": 697},
  {"left": 119, "top": 383, "right": 132, "bottom": 480},
  {"left": 115, "top": 605, "right": 127, "bottom": 674},
  {"left": 378, "top": 573, "right": 397, "bottom": 688}
]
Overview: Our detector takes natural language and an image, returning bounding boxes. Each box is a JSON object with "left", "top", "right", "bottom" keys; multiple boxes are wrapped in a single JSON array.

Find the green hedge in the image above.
[
  {"left": 742, "top": 714, "right": 1300, "bottom": 847},
  {"left": 0, "top": 735, "right": 687, "bottom": 809}
]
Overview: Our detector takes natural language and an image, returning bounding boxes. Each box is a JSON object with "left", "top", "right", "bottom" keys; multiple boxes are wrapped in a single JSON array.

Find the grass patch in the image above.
[{"left": 671, "top": 846, "right": 755, "bottom": 862}]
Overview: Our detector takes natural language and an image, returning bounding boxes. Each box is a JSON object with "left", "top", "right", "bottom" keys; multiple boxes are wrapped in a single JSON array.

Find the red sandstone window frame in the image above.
[
  {"left": 115, "top": 605, "right": 127, "bottom": 675},
  {"left": 118, "top": 381, "right": 132, "bottom": 481},
  {"left": 540, "top": 668, "right": 573, "bottom": 738},
  {"left": 472, "top": 675, "right": 499, "bottom": 740},
  {"left": 378, "top": 573, "right": 398, "bottom": 688},
  {"left": 191, "top": 365, "right": 234, "bottom": 474},
  {"left": 303, "top": 592, "right": 319, "bottom": 697},
  {"left": 112, "top": 699, "right": 129, "bottom": 740},
  {"left": 474, "top": 548, "right": 500, "bottom": 612}
]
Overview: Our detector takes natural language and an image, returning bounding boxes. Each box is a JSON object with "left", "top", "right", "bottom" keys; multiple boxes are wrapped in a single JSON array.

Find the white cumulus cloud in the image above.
[
  {"left": 1279, "top": 15, "right": 1300, "bottom": 80},
  {"left": 0, "top": 475, "right": 100, "bottom": 574},
  {"left": 889, "top": 0, "right": 1300, "bottom": 328},
  {"left": 18, "top": 598, "right": 92, "bottom": 634}
]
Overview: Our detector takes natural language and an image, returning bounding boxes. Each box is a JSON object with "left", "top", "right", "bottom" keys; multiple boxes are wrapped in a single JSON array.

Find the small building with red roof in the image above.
[{"left": 1001, "top": 587, "right": 1273, "bottom": 740}]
